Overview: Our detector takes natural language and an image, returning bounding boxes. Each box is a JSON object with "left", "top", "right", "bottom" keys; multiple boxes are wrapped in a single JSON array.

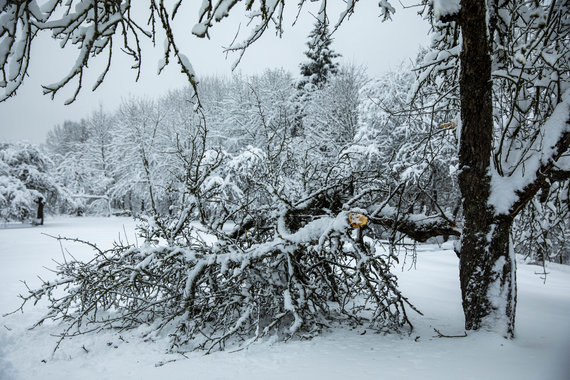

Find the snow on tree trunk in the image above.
[
  {"left": 459, "top": 217, "right": 516, "bottom": 337},
  {"left": 457, "top": 0, "right": 516, "bottom": 337}
]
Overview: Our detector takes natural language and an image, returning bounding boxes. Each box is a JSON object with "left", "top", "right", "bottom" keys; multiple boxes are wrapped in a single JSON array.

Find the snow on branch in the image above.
[
  {"left": 370, "top": 204, "right": 460, "bottom": 242},
  {"left": 1, "top": 0, "right": 401, "bottom": 103},
  {"left": 0, "top": 1, "right": 201, "bottom": 104},
  {"left": 489, "top": 89, "right": 570, "bottom": 216},
  {"left": 11, "top": 200, "right": 418, "bottom": 353}
]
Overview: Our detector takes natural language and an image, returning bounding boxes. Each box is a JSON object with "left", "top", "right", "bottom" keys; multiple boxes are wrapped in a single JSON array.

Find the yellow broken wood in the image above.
[
  {"left": 348, "top": 212, "right": 369, "bottom": 228},
  {"left": 439, "top": 121, "right": 457, "bottom": 129}
]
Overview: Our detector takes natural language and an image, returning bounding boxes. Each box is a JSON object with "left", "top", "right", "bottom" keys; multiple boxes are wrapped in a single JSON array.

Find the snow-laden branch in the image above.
[
  {"left": 370, "top": 204, "right": 460, "bottom": 242},
  {"left": 489, "top": 89, "right": 570, "bottom": 216},
  {"left": 13, "top": 202, "right": 418, "bottom": 353}
]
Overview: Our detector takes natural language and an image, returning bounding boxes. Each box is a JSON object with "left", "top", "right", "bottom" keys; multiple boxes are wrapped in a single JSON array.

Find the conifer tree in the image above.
[
  {"left": 293, "top": 17, "right": 341, "bottom": 137},
  {"left": 297, "top": 18, "right": 340, "bottom": 90}
]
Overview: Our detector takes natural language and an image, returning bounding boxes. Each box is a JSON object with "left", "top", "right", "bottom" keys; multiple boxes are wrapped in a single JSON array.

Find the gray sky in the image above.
[{"left": 0, "top": 2, "right": 430, "bottom": 144}]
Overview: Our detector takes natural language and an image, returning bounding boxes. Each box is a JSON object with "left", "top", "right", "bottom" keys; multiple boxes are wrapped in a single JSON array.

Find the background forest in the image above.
[{"left": 3, "top": 56, "right": 567, "bottom": 266}]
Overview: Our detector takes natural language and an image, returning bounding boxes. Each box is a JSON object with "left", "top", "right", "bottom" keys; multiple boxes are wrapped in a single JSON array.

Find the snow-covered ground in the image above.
[{"left": 1, "top": 216, "right": 569, "bottom": 380}]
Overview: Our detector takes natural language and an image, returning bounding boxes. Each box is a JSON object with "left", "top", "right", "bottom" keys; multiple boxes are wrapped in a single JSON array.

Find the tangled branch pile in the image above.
[{"left": 18, "top": 196, "right": 421, "bottom": 353}]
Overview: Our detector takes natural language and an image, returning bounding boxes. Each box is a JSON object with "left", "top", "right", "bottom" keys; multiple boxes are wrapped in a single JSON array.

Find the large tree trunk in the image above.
[
  {"left": 457, "top": 0, "right": 516, "bottom": 337},
  {"left": 459, "top": 216, "right": 517, "bottom": 337}
]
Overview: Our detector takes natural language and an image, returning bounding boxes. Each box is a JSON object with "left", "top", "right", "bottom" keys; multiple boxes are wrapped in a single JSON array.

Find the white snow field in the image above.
[{"left": 1, "top": 216, "right": 569, "bottom": 380}]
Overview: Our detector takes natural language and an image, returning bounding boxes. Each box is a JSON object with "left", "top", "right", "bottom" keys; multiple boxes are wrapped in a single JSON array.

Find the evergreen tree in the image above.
[
  {"left": 293, "top": 17, "right": 341, "bottom": 137},
  {"left": 297, "top": 18, "right": 340, "bottom": 91}
]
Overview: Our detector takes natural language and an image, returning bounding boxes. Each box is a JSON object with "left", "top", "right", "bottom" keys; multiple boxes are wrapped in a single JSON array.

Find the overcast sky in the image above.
[{"left": 0, "top": 2, "right": 430, "bottom": 144}]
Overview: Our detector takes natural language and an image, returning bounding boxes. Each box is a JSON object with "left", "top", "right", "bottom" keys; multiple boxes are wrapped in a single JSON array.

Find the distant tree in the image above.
[
  {"left": 45, "top": 112, "right": 116, "bottom": 215},
  {"left": 0, "top": 142, "right": 74, "bottom": 222},
  {"left": 44, "top": 120, "right": 89, "bottom": 159},
  {"left": 34, "top": 196, "right": 45, "bottom": 225},
  {"left": 301, "top": 64, "right": 365, "bottom": 154},
  {"left": 297, "top": 17, "right": 341, "bottom": 91},
  {"left": 293, "top": 17, "right": 341, "bottom": 137},
  {"left": 81, "top": 108, "right": 116, "bottom": 214}
]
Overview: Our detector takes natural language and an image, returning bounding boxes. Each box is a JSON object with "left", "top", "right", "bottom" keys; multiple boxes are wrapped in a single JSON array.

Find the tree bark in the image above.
[{"left": 458, "top": 0, "right": 516, "bottom": 337}]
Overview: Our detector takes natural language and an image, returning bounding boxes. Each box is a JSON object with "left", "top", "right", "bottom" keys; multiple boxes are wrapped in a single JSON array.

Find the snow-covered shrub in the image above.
[
  {"left": 0, "top": 174, "right": 42, "bottom": 221},
  {"left": 0, "top": 142, "right": 75, "bottom": 221}
]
